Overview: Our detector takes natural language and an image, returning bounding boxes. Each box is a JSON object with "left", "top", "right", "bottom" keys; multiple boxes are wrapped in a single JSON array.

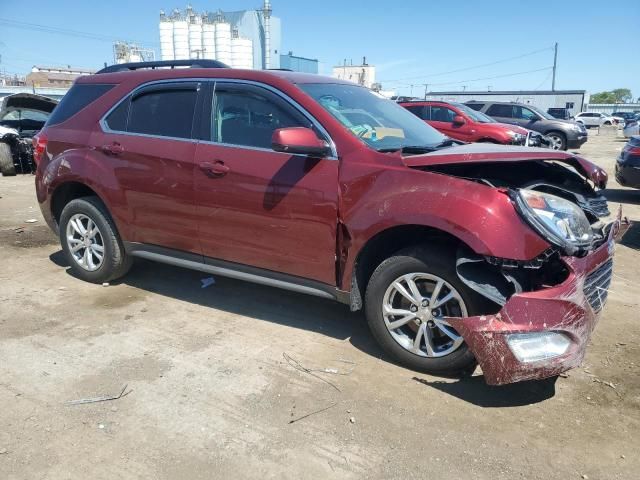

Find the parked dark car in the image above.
[
  {"left": 615, "top": 136, "right": 640, "bottom": 188},
  {"left": 612, "top": 112, "right": 638, "bottom": 123},
  {"left": 0, "top": 93, "right": 58, "bottom": 175},
  {"left": 34, "top": 60, "right": 621, "bottom": 385},
  {"left": 400, "top": 100, "right": 550, "bottom": 147},
  {"left": 466, "top": 101, "right": 588, "bottom": 151},
  {"left": 547, "top": 107, "right": 572, "bottom": 120}
]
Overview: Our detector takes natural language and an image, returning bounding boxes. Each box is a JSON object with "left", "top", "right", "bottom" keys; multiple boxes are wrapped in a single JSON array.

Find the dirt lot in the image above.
[{"left": 1, "top": 127, "right": 639, "bottom": 479}]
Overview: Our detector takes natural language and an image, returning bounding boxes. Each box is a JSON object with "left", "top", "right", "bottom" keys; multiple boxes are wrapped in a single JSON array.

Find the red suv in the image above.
[
  {"left": 401, "top": 100, "right": 541, "bottom": 146},
  {"left": 35, "top": 60, "right": 623, "bottom": 385}
]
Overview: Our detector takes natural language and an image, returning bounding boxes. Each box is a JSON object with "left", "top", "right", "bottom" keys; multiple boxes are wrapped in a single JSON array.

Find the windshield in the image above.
[
  {"left": 451, "top": 102, "right": 495, "bottom": 123},
  {"left": 528, "top": 105, "right": 555, "bottom": 120},
  {"left": 300, "top": 83, "right": 446, "bottom": 151}
]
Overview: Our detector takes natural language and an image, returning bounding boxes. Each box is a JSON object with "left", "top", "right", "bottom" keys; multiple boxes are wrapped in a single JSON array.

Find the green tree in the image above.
[{"left": 590, "top": 88, "right": 633, "bottom": 104}]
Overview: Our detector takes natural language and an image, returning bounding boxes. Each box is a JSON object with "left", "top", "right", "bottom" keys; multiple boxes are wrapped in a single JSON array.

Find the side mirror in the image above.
[
  {"left": 272, "top": 127, "right": 332, "bottom": 157},
  {"left": 452, "top": 115, "right": 466, "bottom": 125}
]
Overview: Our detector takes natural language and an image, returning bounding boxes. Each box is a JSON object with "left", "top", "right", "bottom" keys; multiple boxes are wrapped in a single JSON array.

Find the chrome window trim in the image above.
[{"left": 98, "top": 77, "right": 339, "bottom": 159}]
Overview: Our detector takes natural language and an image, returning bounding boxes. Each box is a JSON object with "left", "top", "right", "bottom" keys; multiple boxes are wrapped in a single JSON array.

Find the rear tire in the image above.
[
  {"left": 364, "top": 246, "right": 488, "bottom": 376},
  {"left": 59, "top": 196, "right": 132, "bottom": 283},
  {"left": 0, "top": 142, "right": 16, "bottom": 176}
]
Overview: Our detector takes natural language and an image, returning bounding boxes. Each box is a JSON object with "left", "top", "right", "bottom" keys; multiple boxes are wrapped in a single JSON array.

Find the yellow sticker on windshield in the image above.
[{"left": 361, "top": 128, "right": 405, "bottom": 140}]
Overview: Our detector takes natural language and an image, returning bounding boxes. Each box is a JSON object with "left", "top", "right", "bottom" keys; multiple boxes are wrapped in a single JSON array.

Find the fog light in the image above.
[{"left": 506, "top": 332, "right": 571, "bottom": 363}]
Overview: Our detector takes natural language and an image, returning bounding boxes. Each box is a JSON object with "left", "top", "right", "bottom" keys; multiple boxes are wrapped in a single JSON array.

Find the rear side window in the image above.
[
  {"left": 128, "top": 87, "right": 197, "bottom": 139},
  {"left": 465, "top": 103, "right": 483, "bottom": 111},
  {"left": 487, "top": 104, "right": 514, "bottom": 118},
  {"left": 47, "top": 84, "right": 115, "bottom": 126},
  {"left": 105, "top": 99, "right": 129, "bottom": 131},
  {"left": 404, "top": 105, "right": 425, "bottom": 119}
]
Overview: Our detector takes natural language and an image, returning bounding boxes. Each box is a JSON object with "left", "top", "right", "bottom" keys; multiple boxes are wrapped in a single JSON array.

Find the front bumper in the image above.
[
  {"left": 448, "top": 213, "right": 626, "bottom": 385},
  {"left": 567, "top": 134, "right": 588, "bottom": 149}
]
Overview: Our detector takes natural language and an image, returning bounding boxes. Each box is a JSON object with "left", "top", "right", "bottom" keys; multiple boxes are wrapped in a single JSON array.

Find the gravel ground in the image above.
[{"left": 0, "top": 127, "right": 638, "bottom": 479}]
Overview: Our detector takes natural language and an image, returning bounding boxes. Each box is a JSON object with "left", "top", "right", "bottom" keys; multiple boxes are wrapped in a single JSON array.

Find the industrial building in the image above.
[
  {"left": 158, "top": 2, "right": 281, "bottom": 70},
  {"left": 332, "top": 58, "right": 376, "bottom": 88},
  {"left": 113, "top": 42, "right": 156, "bottom": 64},
  {"left": 25, "top": 66, "right": 95, "bottom": 88},
  {"left": 280, "top": 52, "right": 318, "bottom": 74},
  {"left": 423, "top": 90, "right": 587, "bottom": 117}
]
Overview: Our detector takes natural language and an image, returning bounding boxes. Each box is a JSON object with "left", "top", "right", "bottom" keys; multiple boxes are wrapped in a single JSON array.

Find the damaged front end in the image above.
[{"left": 414, "top": 152, "right": 626, "bottom": 384}]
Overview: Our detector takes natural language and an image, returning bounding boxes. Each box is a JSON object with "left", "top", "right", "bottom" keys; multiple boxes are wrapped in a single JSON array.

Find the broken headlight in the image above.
[{"left": 513, "top": 189, "right": 593, "bottom": 255}]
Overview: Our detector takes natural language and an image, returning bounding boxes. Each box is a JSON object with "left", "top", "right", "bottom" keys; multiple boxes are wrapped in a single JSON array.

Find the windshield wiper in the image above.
[
  {"left": 377, "top": 145, "right": 437, "bottom": 154},
  {"left": 432, "top": 138, "right": 458, "bottom": 149}
]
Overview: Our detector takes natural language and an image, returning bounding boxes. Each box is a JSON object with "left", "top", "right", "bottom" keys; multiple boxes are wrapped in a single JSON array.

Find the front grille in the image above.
[{"left": 583, "top": 258, "right": 613, "bottom": 313}]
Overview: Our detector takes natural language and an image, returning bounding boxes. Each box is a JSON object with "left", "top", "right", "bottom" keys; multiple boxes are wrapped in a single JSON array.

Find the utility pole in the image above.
[
  {"left": 552, "top": 42, "right": 558, "bottom": 91},
  {"left": 423, "top": 83, "right": 429, "bottom": 100}
]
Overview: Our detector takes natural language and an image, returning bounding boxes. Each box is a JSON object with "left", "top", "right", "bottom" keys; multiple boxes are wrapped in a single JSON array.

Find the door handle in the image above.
[
  {"left": 101, "top": 143, "right": 124, "bottom": 156},
  {"left": 200, "top": 160, "right": 229, "bottom": 178}
]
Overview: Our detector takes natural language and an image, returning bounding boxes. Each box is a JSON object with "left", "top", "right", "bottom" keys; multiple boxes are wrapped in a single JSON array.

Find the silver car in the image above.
[{"left": 623, "top": 119, "right": 639, "bottom": 138}]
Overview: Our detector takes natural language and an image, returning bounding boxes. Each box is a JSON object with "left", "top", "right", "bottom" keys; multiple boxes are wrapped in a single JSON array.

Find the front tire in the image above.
[
  {"left": 364, "top": 247, "right": 487, "bottom": 376},
  {"left": 0, "top": 142, "right": 16, "bottom": 176},
  {"left": 547, "top": 131, "right": 567, "bottom": 150},
  {"left": 59, "top": 196, "right": 132, "bottom": 283}
]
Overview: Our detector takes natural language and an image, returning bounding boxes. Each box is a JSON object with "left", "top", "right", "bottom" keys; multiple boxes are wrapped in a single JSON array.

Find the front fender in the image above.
[{"left": 339, "top": 164, "right": 550, "bottom": 288}]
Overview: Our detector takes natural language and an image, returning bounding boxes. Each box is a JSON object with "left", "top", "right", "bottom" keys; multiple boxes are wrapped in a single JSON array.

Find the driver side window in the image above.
[
  {"left": 212, "top": 84, "right": 311, "bottom": 149},
  {"left": 515, "top": 106, "right": 537, "bottom": 120}
]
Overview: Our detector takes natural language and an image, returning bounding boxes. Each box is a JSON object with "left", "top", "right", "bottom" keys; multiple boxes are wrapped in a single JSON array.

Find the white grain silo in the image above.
[
  {"left": 172, "top": 10, "right": 189, "bottom": 60},
  {"left": 202, "top": 15, "right": 216, "bottom": 60},
  {"left": 214, "top": 13, "right": 232, "bottom": 66},
  {"left": 159, "top": 11, "right": 174, "bottom": 60},
  {"left": 231, "top": 32, "right": 253, "bottom": 69},
  {"left": 188, "top": 13, "right": 203, "bottom": 59}
]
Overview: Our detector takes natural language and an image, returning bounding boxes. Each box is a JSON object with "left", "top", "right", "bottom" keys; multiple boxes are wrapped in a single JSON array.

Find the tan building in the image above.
[{"left": 25, "top": 66, "right": 95, "bottom": 88}]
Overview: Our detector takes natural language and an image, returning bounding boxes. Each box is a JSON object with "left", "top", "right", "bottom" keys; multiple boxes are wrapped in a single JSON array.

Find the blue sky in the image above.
[{"left": 1, "top": 0, "right": 638, "bottom": 98}]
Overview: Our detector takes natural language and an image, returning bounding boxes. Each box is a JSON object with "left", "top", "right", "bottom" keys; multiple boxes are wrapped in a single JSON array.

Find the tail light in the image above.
[
  {"left": 627, "top": 146, "right": 640, "bottom": 155},
  {"left": 32, "top": 132, "right": 47, "bottom": 165}
]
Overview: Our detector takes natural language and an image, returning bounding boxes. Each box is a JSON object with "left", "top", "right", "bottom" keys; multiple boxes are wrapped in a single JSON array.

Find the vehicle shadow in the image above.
[
  {"left": 49, "top": 251, "right": 383, "bottom": 358},
  {"left": 618, "top": 220, "right": 640, "bottom": 250},
  {"left": 412, "top": 375, "right": 558, "bottom": 407},
  {"left": 603, "top": 188, "right": 640, "bottom": 206},
  {"left": 48, "top": 251, "right": 558, "bottom": 404}
]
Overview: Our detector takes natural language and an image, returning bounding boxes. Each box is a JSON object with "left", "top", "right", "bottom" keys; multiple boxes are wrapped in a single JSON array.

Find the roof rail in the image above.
[
  {"left": 96, "top": 59, "right": 229, "bottom": 74},
  {"left": 268, "top": 68, "right": 293, "bottom": 71}
]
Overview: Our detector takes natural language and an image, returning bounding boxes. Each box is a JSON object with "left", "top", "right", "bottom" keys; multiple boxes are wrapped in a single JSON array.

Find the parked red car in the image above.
[
  {"left": 401, "top": 100, "right": 537, "bottom": 146},
  {"left": 35, "top": 60, "right": 622, "bottom": 385}
]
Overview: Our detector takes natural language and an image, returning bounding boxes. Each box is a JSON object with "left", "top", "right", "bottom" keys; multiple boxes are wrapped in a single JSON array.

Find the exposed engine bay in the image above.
[{"left": 424, "top": 159, "right": 613, "bottom": 309}]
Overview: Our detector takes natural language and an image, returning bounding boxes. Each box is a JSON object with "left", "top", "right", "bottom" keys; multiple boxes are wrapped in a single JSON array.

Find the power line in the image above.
[
  {"left": 0, "top": 18, "right": 158, "bottom": 46},
  {"left": 424, "top": 66, "right": 553, "bottom": 89},
  {"left": 380, "top": 46, "right": 554, "bottom": 84}
]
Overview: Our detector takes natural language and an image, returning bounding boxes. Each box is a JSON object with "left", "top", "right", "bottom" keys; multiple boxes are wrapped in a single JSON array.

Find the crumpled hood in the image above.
[
  {"left": 1, "top": 93, "right": 58, "bottom": 114},
  {"left": 402, "top": 142, "right": 608, "bottom": 189}
]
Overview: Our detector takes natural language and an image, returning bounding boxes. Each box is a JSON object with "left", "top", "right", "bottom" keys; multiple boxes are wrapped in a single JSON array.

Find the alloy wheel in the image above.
[
  {"left": 66, "top": 213, "right": 105, "bottom": 272},
  {"left": 548, "top": 134, "right": 563, "bottom": 150},
  {"left": 382, "top": 273, "right": 467, "bottom": 358}
]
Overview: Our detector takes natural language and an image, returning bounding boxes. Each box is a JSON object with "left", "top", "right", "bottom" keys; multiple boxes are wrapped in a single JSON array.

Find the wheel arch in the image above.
[
  {"left": 51, "top": 181, "right": 106, "bottom": 225},
  {"left": 348, "top": 224, "right": 471, "bottom": 311}
]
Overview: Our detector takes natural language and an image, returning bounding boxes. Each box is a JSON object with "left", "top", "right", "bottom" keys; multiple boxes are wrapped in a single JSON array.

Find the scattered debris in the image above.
[
  {"left": 349, "top": 416, "right": 356, "bottom": 424},
  {"left": 288, "top": 402, "right": 337, "bottom": 425},
  {"left": 559, "top": 373, "right": 570, "bottom": 378},
  {"left": 98, "top": 424, "right": 105, "bottom": 429},
  {"left": 324, "top": 368, "right": 339, "bottom": 374},
  {"left": 65, "top": 384, "right": 132, "bottom": 406},
  {"left": 282, "top": 353, "right": 340, "bottom": 392},
  {"left": 24, "top": 219, "right": 38, "bottom": 223},
  {"left": 616, "top": 342, "right": 627, "bottom": 347},
  {"left": 13, "top": 226, "right": 24, "bottom": 233},
  {"left": 102, "top": 282, "right": 109, "bottom": 287},
  {"left": 201, "top": 277, "right": 216, "bottom": 288},
  {"left": 581, "top": 475, "right": 588, "bottom": 479},
  {"left": 0, "top": 448, "right": 7, "bottom": 455}
]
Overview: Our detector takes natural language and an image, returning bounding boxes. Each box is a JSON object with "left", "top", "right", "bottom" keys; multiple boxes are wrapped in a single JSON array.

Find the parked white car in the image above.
[
  {"left": 623, "top": 119, "right": 639, "bottom": 138},
  {"left": 573, "top": 112, "right": 617, "bottom": 127}
]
